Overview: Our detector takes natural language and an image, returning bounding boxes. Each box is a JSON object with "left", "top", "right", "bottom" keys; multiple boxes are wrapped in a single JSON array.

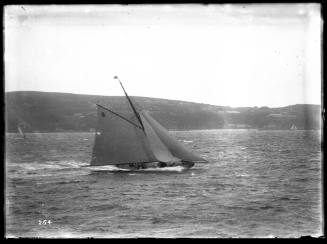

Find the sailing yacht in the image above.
[
  {"left": 90, "top": 77, "right": 208, "bottom": 170},
  {"left": 17, "top": 125, "right": 25, "bottom": 138},
  {"left": 290, "top": 124, "right": 297, "bottom": 130}
]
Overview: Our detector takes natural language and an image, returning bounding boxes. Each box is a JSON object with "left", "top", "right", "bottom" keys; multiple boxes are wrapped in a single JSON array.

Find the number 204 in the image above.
[{"left": 38, "top": 220, "right": 52, "bottom": 225}]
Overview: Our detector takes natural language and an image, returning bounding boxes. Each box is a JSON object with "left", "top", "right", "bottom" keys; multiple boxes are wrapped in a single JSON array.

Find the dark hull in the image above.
[{"left": 115, "top": 161, "right": 194, "bottom": 170}]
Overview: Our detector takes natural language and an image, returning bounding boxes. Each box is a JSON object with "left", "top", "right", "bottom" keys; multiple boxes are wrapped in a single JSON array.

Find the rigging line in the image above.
[
  {"left": 114, "top": 76, "right": 145, "bottom": 130},
  {"left": 96, "top": 103, "right": 143, "bottom": 130}
]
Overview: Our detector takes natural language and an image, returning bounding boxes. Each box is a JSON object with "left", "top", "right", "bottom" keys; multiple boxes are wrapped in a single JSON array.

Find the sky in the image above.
[{"left": 4, "top": 4, "right": 322, "bottom": 107}]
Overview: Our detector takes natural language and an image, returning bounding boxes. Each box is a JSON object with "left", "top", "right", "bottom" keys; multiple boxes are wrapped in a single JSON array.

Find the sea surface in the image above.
[{"left": 5, "top": 130, "right": 322, "bottom": 238}]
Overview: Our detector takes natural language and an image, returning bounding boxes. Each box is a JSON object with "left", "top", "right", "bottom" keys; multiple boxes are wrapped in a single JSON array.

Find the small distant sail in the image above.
[
  {"left": 18, "top": 126, "right": 25, "bottom": 138},
  {"left": 290, "top": 124, "right": 297, "bottom": 130}
]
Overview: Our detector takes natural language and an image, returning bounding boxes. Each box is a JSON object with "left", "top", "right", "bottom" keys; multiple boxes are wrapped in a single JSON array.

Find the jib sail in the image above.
[{"left": 140, "top": 111, "right": 207, "bottom": 163}]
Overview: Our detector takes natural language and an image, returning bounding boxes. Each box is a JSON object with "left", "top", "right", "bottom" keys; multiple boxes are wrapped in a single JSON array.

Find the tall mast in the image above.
[{"left": 114, "top": 76, "right": 144, "bottom": 130}]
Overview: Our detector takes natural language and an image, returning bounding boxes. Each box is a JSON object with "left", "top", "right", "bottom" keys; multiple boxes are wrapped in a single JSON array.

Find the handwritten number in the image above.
[{"left": 38, "top": 219, "right": 52, "bottom": 225}]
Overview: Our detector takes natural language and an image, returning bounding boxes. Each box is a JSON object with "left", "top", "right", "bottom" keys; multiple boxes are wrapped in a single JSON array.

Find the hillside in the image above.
[{"left": 5, "top": 91, "right": 321, "bottom": 132}]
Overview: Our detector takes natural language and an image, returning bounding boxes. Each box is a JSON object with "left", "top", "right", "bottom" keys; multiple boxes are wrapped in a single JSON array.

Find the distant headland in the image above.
[{"left": 5, "top": 91, "right": 321, "bottom": 132}]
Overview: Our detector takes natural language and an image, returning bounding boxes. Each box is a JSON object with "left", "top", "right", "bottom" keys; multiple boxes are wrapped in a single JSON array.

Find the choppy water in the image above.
[{"left": 5, "top": 130, "right": 322, "bottom": 238}]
